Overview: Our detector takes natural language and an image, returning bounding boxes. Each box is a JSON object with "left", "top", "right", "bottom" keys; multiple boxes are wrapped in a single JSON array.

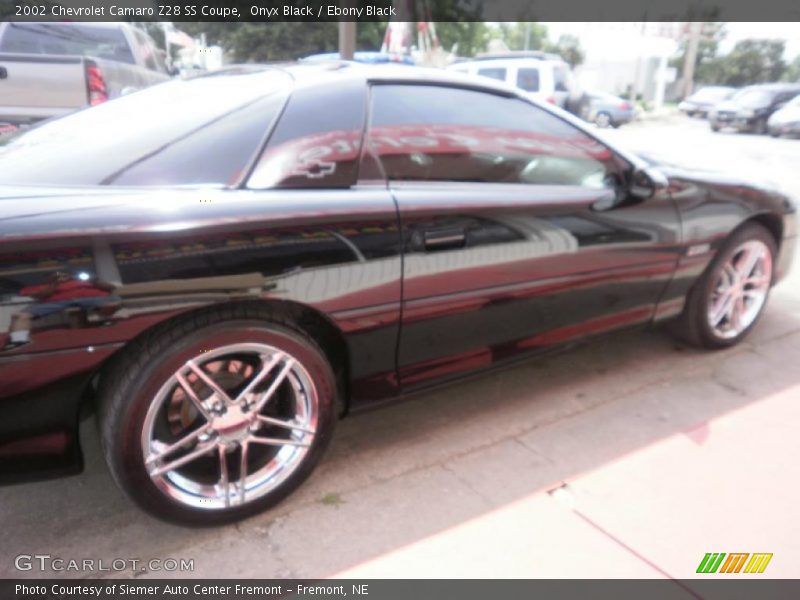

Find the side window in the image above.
[
  {"left": 477, "top": 67, "right": 506, "bottom": 82},
  {"left": 368, "top": 85, "right": 617, "bottom": 188},
  {"left": 516, "top": 68, "right": 540, "bottom": 92},
  {"left": 248, "top": 80, "right": 365, "bottom": 189}
]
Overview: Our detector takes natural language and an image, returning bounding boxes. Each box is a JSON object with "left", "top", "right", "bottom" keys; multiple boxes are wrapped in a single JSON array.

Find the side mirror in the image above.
[{"left": 629, "top": 166, "right": 668, "bottom": 199}]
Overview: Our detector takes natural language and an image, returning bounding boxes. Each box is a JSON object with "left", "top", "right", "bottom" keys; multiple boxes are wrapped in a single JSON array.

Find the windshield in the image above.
[
  {"left": 0, "top": 69, "right": 291, "bottom": 186},
  {"left": 734, "top": 89, "right": 773, "bottom": 108},
  {"left": 0, "top": 23, "right": 135, "bottom": 63},
  {"left": 691, "top": 87, "right": 732, "bottom": 102}
]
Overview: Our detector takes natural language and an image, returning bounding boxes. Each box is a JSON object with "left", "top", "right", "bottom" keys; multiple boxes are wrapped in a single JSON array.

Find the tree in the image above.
[
  {"left": 714, "top": 39, "right": 787, "bottom": 86},
  {"left": 784, "top": 55, "right": 800, "bottom": 83},
  {"left": 436, "top": 23, "right": 492, "bottom": 57},
  {"left": 546, "top": 34, "right": 584, "bottom": 68},
  {"left": 495, "top": 22, "right": 549, "bottom": 52},
  {"left": 670, "top": 22, "right": 725, "bottom": 86}
]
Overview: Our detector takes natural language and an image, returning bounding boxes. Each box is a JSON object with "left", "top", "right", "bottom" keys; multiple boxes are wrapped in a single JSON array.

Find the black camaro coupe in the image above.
[{"left": 0, "top": 63, "right": 795, "bottom": 523}]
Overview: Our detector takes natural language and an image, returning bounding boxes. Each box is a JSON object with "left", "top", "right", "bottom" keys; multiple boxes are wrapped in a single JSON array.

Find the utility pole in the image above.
[
  {"left": 338, "top": 21, "right": 356, "bottom": 60},
  {"left": 682, "top": 21, "right": 702, "bottom": 98}
]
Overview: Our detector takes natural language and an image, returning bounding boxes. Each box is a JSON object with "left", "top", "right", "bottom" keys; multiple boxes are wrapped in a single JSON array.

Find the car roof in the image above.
[
  {"left": 206, "top": 61, "right": 523, "bottom": 98},
  {"left": 448, "top": 57, "right": 555, "bottom": 71},
  {"left": 740, "top": 83, "right": 800, "bottom": 92}
]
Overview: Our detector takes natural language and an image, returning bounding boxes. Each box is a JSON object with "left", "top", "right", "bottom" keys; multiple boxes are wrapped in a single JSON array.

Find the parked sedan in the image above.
[
  {"left": 580, "top": 91, "right": 635, "bottom": 127},
  {"left": 709, "top": 84, "right": 800, "bottom": 134},
  {"left": 0, "top": 64, "right": 795, "bottom": 524},
  {"left": 678, "top": 86, "right": 735, "bottom": 117},
  {"left": 768, "top": 95, "right": 800, "bottom": 137}
]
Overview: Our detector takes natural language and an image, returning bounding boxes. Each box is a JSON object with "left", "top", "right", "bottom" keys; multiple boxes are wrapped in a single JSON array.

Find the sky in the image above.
[{"left": 543, "top": 22, "right": 800, "bottom": 61}]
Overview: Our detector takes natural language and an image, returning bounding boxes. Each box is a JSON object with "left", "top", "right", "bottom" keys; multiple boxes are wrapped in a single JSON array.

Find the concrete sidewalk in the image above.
[{"left": 332, "top": 382, "right": 800, "bottom": 580}]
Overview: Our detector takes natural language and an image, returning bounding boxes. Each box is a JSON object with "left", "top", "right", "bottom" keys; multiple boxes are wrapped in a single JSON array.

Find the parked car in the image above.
[
  {"left": 447, "top": 52, "right": 580, "bottom": 110},
  {"left": 580, "top": 91, "right": 635, "bottom": 127},
  {"left": 767, "top": 94, "right": 800, "bottom": 137},
  {"left": 0, "top": 63, "right": 795, "bottom": 524},
  {"left": 303, "top": 51, "right": 415, "bottom": 65},
  {"left": 709, "top": 84, "right": 800, "bottom": 134},
  {"left": 0, "top": 22, "right": 170, "bottom": 125},
  {"left": 678, "top": 86, "right": 736, "bottom": 117}
]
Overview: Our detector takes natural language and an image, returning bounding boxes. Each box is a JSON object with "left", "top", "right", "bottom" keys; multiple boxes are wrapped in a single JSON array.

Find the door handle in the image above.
[
  {"left": 423, "top": 227, "right": 466, "bottom": 251},
  {"left": 0, "top": 66, "right": 7, "bottom": 80}
]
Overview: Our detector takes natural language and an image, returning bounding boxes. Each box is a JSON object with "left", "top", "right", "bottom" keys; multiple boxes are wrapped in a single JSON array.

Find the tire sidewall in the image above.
[
  {"left": 104, "top": 319, "right": 336, "bottom": 525},
  {"left": 692, "top": 225, "right": 776, "bottom": 348}
]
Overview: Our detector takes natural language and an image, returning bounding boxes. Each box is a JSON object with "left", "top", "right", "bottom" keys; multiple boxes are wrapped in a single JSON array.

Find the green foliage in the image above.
[
  {"left": 784, "top": 55, "right": 800, "bottom": 83},
  {"left": 495, "top": 22, "right": 549, "bottom": 52},
  {"left": 436, "top": 23, "right": 492, "bottom": 57},
  {"left": 547, "top": 34, "right": 585, "bottom": 68},
  {"left": 700, "top": 39, "right": 787, "bottom": 86}
]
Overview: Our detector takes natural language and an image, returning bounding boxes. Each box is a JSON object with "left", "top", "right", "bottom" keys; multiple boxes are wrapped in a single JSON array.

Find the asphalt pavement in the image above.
[{"left": 2, "top": 115, "right": 799, "bottom": 580}]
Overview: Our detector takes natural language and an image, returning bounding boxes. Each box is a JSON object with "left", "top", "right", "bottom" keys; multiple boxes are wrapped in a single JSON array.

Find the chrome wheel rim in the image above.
[
  {"left": 707, "top": 240, "right": 772, "bottom": 339},
  {"left": 595, "top": 112, "right": 611, "bottom": 128},
  {"left": 141, "top": 343, "right": 318, "bottom": 511}
]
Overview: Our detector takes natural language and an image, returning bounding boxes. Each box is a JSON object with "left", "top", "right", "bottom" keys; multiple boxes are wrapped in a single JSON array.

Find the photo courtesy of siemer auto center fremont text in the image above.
[{"left": 0, "top": 0, "right": 799, "bottom": 596}]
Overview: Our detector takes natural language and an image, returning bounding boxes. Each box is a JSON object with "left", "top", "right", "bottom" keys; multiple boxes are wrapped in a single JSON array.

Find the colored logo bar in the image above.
[{"left": 697, "top": 553, "right": 773, "bottom": 574}]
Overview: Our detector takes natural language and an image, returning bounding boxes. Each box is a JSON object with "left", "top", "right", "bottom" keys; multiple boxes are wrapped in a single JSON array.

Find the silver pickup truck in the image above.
[{"left": 0, "top": 22, "right": 170, "bottom": 125}]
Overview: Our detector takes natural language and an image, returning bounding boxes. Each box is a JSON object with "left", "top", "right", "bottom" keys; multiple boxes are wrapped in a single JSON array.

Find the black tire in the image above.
[
  {"left": 98, "top": 305, "right": 337, "bottom": 525},
  {"left": 669, "top": 223, "right": 776, "bottom": 350},
  {"left": 710, "top": 122, "right": 720, "bottom": 132}
]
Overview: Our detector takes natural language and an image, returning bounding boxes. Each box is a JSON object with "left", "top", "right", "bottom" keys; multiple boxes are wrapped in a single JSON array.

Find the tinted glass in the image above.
[
  {"left": 369, "top": 85, "right": 615, "bottom": 188},
  {"left": 477, "top": 68, "right": 506, "bottom": 81},
  {"left": 0, "top": 23, "right": 135, "bottom": 64},
  {"left": 248, "top": 80, "right": 365, "bottom": 189},
  {"left": 516, "top": 68, "right": 540, "bottom": 92},
  {"left": 0, "top": 69, "right": 290, "bottom": 186}
]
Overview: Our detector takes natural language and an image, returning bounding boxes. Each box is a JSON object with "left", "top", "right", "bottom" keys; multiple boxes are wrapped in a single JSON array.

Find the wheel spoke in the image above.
[
  {"left": 239, "top": 441, "right": 249, "bottom": 505},
  {"left": 175, "top": 372, "right": 213, "bottom": 421},
  {"left": 145, "top": 425, "right": 211, "bottom": 466},
  {"left": 744, "top": 274, "right": 769, "bottom": 289},
  {"left": 186, "top": 360, "right": 232, "bottom": 405},
  {"left": 235, "top": 352, "right": 283, "bottom": 404},
  {"left": 710, "top": 292, "right": 734, "bottom": 327},
  {"left": 730, "top": 295, "right": 745, "bottom": 332},
  {"left": 218, "top": 445, "right": 230, "bottom": 508},
  {"left": 250, "top": 359, "right": 296, "bottom": 413},
  {"left": 735, "top": 247, "right": 761, "bottom": 280},
  {"left": 249, "top": 436, "right": 311, "bottom": 448},
  {"left": 257, "top": 414, "right": 315, "bottom": 435},
  {"left": 150, "top": 440, "right": 216, "bottom": 477}
]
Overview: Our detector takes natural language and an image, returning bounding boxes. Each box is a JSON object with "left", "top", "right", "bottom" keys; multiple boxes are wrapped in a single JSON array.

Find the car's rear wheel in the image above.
[
  {"left": 670, "top": 223, "right": 775, "bottom": 349},
  {"left": 594, "top": 111, "right": 612, "bottom": 128},
  {"left": 98, "top": 309, "right": 336, "bottom": 525}
]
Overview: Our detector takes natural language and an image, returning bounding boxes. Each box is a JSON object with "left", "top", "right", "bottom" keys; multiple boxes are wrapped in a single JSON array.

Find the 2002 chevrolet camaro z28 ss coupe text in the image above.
[{"left": 0, "top": 63, "right": 795, "bottom": 524}]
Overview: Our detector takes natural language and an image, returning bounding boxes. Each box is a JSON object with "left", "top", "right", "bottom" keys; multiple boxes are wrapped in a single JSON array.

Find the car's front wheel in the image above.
[
  {"left": 671, "top": 223, "right": 775, "bottom": 349},
  {"left": 98, "top": 309, "right": 336, "bottom": 525}
]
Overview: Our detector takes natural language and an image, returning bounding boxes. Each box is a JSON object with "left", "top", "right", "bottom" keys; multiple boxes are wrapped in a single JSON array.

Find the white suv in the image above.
[{"left": 447, "top": 53, "right": 578, "bottom": 110}]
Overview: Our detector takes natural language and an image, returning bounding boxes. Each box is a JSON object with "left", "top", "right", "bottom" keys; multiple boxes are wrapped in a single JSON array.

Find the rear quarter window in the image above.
[{"left": 0, "top": 69, "right": 291, "bottom": 186}]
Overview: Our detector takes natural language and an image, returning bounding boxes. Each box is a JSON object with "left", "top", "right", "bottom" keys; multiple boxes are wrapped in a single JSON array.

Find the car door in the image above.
[{"left": 366, "top": 83, "right": 681, "bottom": 392}]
